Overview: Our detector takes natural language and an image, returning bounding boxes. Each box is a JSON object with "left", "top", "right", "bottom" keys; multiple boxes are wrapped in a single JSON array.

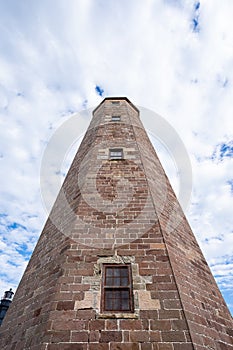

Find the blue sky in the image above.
[{"left": 0, "top": 0, "right": 233, "bottom": 315}]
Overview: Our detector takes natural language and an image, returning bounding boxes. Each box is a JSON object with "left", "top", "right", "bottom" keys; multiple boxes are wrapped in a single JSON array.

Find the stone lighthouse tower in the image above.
[{"left": 0, "top": 97, "right": 232, "bottom": 349}]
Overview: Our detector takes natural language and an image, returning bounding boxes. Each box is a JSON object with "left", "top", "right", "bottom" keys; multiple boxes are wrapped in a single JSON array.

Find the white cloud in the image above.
[{"left": 0, "top": 0, "right": 233, "bottom": 315}]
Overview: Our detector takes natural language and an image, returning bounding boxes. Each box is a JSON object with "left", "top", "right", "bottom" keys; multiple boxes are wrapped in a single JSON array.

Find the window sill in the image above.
[{"left": 97, "top": 313, "right": 138, "bottom": 319}]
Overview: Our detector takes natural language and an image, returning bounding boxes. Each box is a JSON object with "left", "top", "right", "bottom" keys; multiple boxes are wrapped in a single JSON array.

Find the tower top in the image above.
[
  {"left": 92, "top": 96, "right": 139, "bottom": 114},
  {"left": 0, "top": 100, "right": 232, "bottom": 348}
]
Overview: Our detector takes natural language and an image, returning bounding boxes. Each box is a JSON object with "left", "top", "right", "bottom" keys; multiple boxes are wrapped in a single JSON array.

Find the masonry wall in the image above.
[
  {"left": 130, "top": 116, "right": 233, "bottom": 350},
  {"left": 0, "top": 98, "right": 232, "bottom": 350}
]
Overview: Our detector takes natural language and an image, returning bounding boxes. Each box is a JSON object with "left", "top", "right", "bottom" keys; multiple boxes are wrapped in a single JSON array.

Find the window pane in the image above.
[
  {"left": 105, "top": 277, "right": 113, "bottom": 286},
  {"left": 114, "top": 278, "right": 121, "bottom": 286},
  {"left": 120, "top": 268, "right": 128, "bottom": 277},
  {"left": 106, "top": 268, "right": 113, "bottom": 277},
  {"left": 121, "top": 277, "right": 129, "bottom": 286},
  {"left": 112, "top": 115, "right": 121, "bottom": 121},
  {"left": 109, "top": 149, "right": 123, "bottom": 160},
  {"left": 121, "top": 298, "right": 130, "bottom": 311},
  {"left": 105, "top": 267, "right": 129, "bottom": 286},
  {"left": 105, "top": 294, "right": 113, "bottom": 310},
  {"left": 114, "top": 297, "right": 121, "bottom": 310},
  {"left": 121, "top": 290, "right": 130, "bottom": 311},
  {"left": 122, "top": 290, "right": 129, "bottom": 299},
  {"left": 110, "top": 152, "right": 121, "bottom": 158},
  {"left": 105, "top": 289, "right": 130, "bottom": 311},
  {"left": 113, "top": 268, "right": 121, "bottom": 277}
]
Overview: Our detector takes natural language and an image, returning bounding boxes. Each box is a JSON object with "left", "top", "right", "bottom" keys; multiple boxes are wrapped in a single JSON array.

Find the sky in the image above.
[{"left": 0, "top": 0, "right": 233, "bottom": 315}]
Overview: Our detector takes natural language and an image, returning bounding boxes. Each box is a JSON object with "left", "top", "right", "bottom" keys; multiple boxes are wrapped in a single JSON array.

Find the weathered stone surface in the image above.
[
  {"left": 137, "top": 290, "right": 160, "bottom": 309},
  {"left": 0, "top": 97, "right": 232, "bottom": 349}
]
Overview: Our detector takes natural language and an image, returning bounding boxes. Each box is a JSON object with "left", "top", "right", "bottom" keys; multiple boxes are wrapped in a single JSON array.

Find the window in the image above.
[
  {"left": 109, "top": 148, "right": 123, "bottom": 160},
  {"left": 102, "top": 265, "right": 133, "bottom": 312},
  {"left": 111, "top": 115, "right": 121, "bottom": 122},
  {"left": 111, "top": 101, "right": 120, "bottom": 105}
]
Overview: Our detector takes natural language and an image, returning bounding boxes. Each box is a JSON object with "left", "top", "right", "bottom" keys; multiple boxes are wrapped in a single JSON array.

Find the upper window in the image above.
[
  {"left": 109, "top": 148, "right": 123, "bottom": 160},
  {"left": 111, "top": 101, "right": 120, "bottom": 105},
  {"left": 111, "top": 115, "right": 121, "bottom": 122},
  {"left": 102, "top": 264, "right": 133, "bottom": 312}
]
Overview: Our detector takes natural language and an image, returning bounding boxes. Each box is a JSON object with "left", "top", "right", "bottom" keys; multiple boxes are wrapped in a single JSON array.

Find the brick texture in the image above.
[{"left": 0, "top": 97, "right": 232, "bottom": 350}]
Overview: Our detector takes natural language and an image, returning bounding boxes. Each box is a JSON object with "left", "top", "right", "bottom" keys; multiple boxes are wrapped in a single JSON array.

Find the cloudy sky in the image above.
[{"left": 0, "top": 0, "right": 233, "bottom": 315}]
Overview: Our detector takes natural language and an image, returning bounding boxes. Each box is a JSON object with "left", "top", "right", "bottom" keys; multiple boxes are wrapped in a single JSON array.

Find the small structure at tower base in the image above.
[{"left": 0, "top": 289, "right": 14, "bottom": 326}]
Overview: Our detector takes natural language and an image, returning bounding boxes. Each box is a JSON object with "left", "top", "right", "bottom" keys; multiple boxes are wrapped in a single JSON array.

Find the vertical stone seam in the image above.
[{"left": 127, "top": 108, "right": 195, "bottom": 349}]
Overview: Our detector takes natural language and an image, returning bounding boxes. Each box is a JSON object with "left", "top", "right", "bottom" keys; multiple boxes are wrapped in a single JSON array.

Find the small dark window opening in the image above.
[
  {"left": 111, "top": 115, "right": 121, "bottom": 122},
  {"left": 102, "top": 264, "right": 134, "bottom": 312},
  {"left": 109, "top": 148, "right": 123, "bottom": 160},
  {"left": 111, "top": 101, "right": 120, "bottom": 105}
]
